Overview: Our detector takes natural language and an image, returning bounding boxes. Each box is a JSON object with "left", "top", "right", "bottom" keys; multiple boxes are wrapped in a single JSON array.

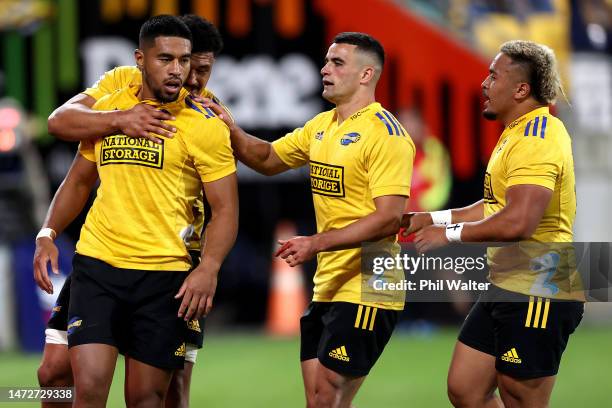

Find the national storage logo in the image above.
[
  {"left": 483, "top": 172, "right": 496, "bottom": 204},
  {"left": 100, "top": 135, "right": 164, "bottom": 168},
  {"left": 310, "top": 161, "right": 344, "bottom": 197}
]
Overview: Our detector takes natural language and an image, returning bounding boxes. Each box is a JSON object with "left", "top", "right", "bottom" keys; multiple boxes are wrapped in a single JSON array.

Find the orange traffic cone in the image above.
[{"left": 266, "top": 220, "right": 308, "bottom": 336}]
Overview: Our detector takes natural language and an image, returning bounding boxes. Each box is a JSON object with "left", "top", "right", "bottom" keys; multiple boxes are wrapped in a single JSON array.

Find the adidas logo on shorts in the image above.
[
  {"left": 187, "top": 319, "right": 201, "bottom": 333},
  {"left": 501, "top": 348, "right": 522, "bottom": 364},
  {"left": 175, "top": 342, "right": 186, "bottom": 357},
  {"left": 329, "top": 346, "right": 350, "bottom": 362}
]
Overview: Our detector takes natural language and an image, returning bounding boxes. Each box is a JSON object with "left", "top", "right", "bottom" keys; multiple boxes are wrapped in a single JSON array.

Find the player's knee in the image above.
[
  {"left": 37, "top": 360, "right": 72, "bottom": 387},
  {"left": 447, "top": 383, "right": 467, "bottom": 407},
  {"left": 304, "top": 389, "right": 317, "bottom": 408},
  {"left": 313, "top": 391, "right": 335, "bottom": 408},
  {"left": 447, "top": 375, "right": 480, "bottom": 408},
  {"left": 74, "top": 377, "right": 109, "bottom": 405},
  {"left": 126, "top": 388, "right": 166, "bottom": 408},
  {"left": 447, "top": 372, "right": 464, "bottom": 405},
  {"left": 313, "top": 375, "right": 346, "bottom": 408},
  {"left": 498, "top": 376, "right": 548, "bottom": 408},
  {"left": 165, "top": 377, "right": 187, "bottom": 408},
  {"left": 313, "top": 383, "right": 335, "bottom": 407}
]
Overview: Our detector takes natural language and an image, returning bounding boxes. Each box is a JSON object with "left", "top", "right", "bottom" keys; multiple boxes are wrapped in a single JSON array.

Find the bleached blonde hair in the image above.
[{"left": 500, "top": 40, "right": 565, "bottom": 104}]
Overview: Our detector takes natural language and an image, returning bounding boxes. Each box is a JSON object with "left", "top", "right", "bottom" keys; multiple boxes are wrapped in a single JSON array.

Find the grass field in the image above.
[{"left": 1, "top": 325, "right": 610, "bottom": 407}]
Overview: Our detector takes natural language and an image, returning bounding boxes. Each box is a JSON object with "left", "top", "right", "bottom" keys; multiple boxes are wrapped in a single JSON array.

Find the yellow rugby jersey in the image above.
[
  {"left": 82, "top": 65, "right": 233, "bottom": 251},
  {"left": 484, "top": 107, "right": 582, "bottom": 300},
  {"left": 76, "top": 85, "right": 235, "bottom": 270},
  {"left": 272, "top": 102, "right": 415, "bottom": 310}
]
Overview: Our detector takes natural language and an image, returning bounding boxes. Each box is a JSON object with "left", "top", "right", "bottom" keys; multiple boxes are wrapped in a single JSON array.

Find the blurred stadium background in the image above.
[{"left": 0, "top": 0, "right": 611, "bottom": 406}]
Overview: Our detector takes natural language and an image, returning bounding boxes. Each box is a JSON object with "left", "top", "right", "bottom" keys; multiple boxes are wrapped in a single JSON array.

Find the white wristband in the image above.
[
  {"left": 431, "top": 210, "right": 452, "bottom": 226},
  {"left": 36, "top": 228, "right": 56, "bottom": 241},
  {"left": 445, "top": 223, "right": 464, "bottom": 242}
]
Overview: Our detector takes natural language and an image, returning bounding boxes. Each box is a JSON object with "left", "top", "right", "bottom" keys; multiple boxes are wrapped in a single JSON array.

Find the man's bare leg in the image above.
[
  {"left": 38, "top": 343, "right": 72, "bottom": 408},
  {"left": 301, "top": 358, "right": 365, "bottom": 408},
  {"left": 70, "top": 344, "right": 118, "bottom": 408},
  {"left": 447, "top": 341, "right": 504, "bottom": 408},
  {"left": 124, "top": 357, "right": 173, "bottom": 408},
  {"left": 302, "top": 358, "right": 319, "bottom": 407},
  {"left": 497, "top": 373, "right": 555, "bottom": 408},
  {"left": 165, "top": 362, "right": 194, "bottom": 408}
]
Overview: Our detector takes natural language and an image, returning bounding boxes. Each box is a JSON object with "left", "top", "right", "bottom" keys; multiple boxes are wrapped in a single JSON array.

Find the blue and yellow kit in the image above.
[
  {"left": 273, "top": 102, "right": 415, "bottom": 310},
  {"left": 77, "top": 85, "right": 235, "bottom": 271},
  {"left": 82, "top": 66, "right": 232, "bottom": 252},
  {"left": 484, "top": 107, "right": 583, "bottom": 300}
]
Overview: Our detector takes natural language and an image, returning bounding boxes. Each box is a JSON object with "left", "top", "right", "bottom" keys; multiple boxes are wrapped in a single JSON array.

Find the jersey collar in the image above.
[
  {"left": 349, "top": 102, "right": 380, "bottom": 122},
  {"left": 136, "top": 86, "right": 188, "bottom": 109},
  {"left": 506, "top": 106, "right": 549, "bottom": 130},
  {"left": 333, "top": 102, "right": 381, "bottom": 125}
]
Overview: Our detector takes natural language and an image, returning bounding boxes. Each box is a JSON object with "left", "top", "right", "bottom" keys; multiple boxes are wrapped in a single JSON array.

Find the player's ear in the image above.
[
  {"left": 515, "top": 82, "right": 531, "bottom": 101},
  {"left": 134, "top": 49, "right": 144, "bottom": 71},
  {"left": 360, "top": 66, "right": 375, "bottom": 84}
]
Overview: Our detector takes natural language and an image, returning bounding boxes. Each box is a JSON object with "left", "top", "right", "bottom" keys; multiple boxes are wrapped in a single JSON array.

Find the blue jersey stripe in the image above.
[
  {"left": 204, "top": 107, "right": 216, "bottom": 117},
  {"left": 524, "top": 120, "right": 532, "bottom": 136},
  {"left": 540, "top": 116, "right": 547, "bottom": 138},
  {"left": 389, "top": 111, "right": 406, "bottom": 136},
  {"left": 375, "top": 112, "right": 393, "bottom": 135},
  {"left": 383, "top": 111, "right": 400, "bottom": 135},
  {"left": 532, "top": 117, "right": 540, "bottom": 136},
  {"left": 398, "top": 122, "right": 406, "bottom": 136},
  {"left": 185, "top": 97, "right": 211, "bottom": 118}
]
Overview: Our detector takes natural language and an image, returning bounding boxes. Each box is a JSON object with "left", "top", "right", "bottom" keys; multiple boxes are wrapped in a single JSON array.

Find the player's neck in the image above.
[
  {"left": 335, "top": 93, "right": 375, "bottom": 124},
  {"left": 500, "top": 100, "right": 545, "bottom": 127},
  {"left": 139, "top": 85, "right": 155, "bottom": 101}
]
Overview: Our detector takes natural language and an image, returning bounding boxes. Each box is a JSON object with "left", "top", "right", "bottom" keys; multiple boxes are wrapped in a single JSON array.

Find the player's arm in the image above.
[
  {"left": 276, "top": 122, "right": 414, "bottom": 266},
  {"left": 460, "top": 185, "right": 550, "bottom": 241},
  {"left": 176, "top": 173, "right": 238, "bottom": 321},
  {"left": 402, "top": 200, "right": 485, "bottom": 233},
  {"left": 203, "top": 99, "right": 290, "bottom": 175},
  {"left": 276, "top": 194, "right": 406, "bottom": 266},
  {"left": 414, "top": 130, "right": 564, "bottom": 252},
  {"left": 319, "top": 195, "right": 407, "bottom": 248},
  {"left": 48, "top": 93, "right": 176, "bottom": 143},
  {"left": 223, "top": 122, "right": 290, "bottom": 175},
  {"left": 33, "top": 152, "right": 98, "bottom": 294},
  {"left": 414, "top": 185, "right": 551, "bottom": 253},
  {"left": 176, "top": 116, "right": 239, "bottom": 320}
]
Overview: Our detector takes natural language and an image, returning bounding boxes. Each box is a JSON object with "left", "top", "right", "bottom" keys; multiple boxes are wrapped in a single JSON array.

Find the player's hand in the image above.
[
  {"left": 33, "top": 237, "right": 59, "bottom": 294},
  {"left": 275, "top": 236, "right": 319, "bottom": 267},
  {"left": 117, "top": 103, "right": 176, "bottom": 144},
  {"left": 414, "top": 225, "right": 449, "bottom": 254},
  {"left": 401, "top": 212, "right": 433, "bottom": 234},
  {"left": 175, "top": 265, "right": 218, "bottom": 321},
  {"left": 187, "top": 93, "right": 206, "bottom": 104},
  {"left": 200, "top": 98, "right": 233, "bottom": 129}
]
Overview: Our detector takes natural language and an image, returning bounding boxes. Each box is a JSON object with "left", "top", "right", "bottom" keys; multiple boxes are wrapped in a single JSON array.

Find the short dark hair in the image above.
[
  {"left": 139, "top": 15, "right": 192, "bottom": 49},
  {"left": 180, "top": 14, "right": 223, "bottom": 56},
  {"left": 332, "top": 32, "right": 385, "bottom": 68}
]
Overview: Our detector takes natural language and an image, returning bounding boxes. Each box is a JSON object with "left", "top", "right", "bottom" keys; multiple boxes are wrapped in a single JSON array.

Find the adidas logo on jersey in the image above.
[
  {"left": 175, "top": 343, "right": 186, "bottom": 357},
  {"left": 501, "top": 348, "right": 522, "bottom": 364},
  {"left": 187, "top": 319, "right": 202, "bottom": 333},
  {"left": 329, "top": 346, "right": 350, "bottom": 362}
]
